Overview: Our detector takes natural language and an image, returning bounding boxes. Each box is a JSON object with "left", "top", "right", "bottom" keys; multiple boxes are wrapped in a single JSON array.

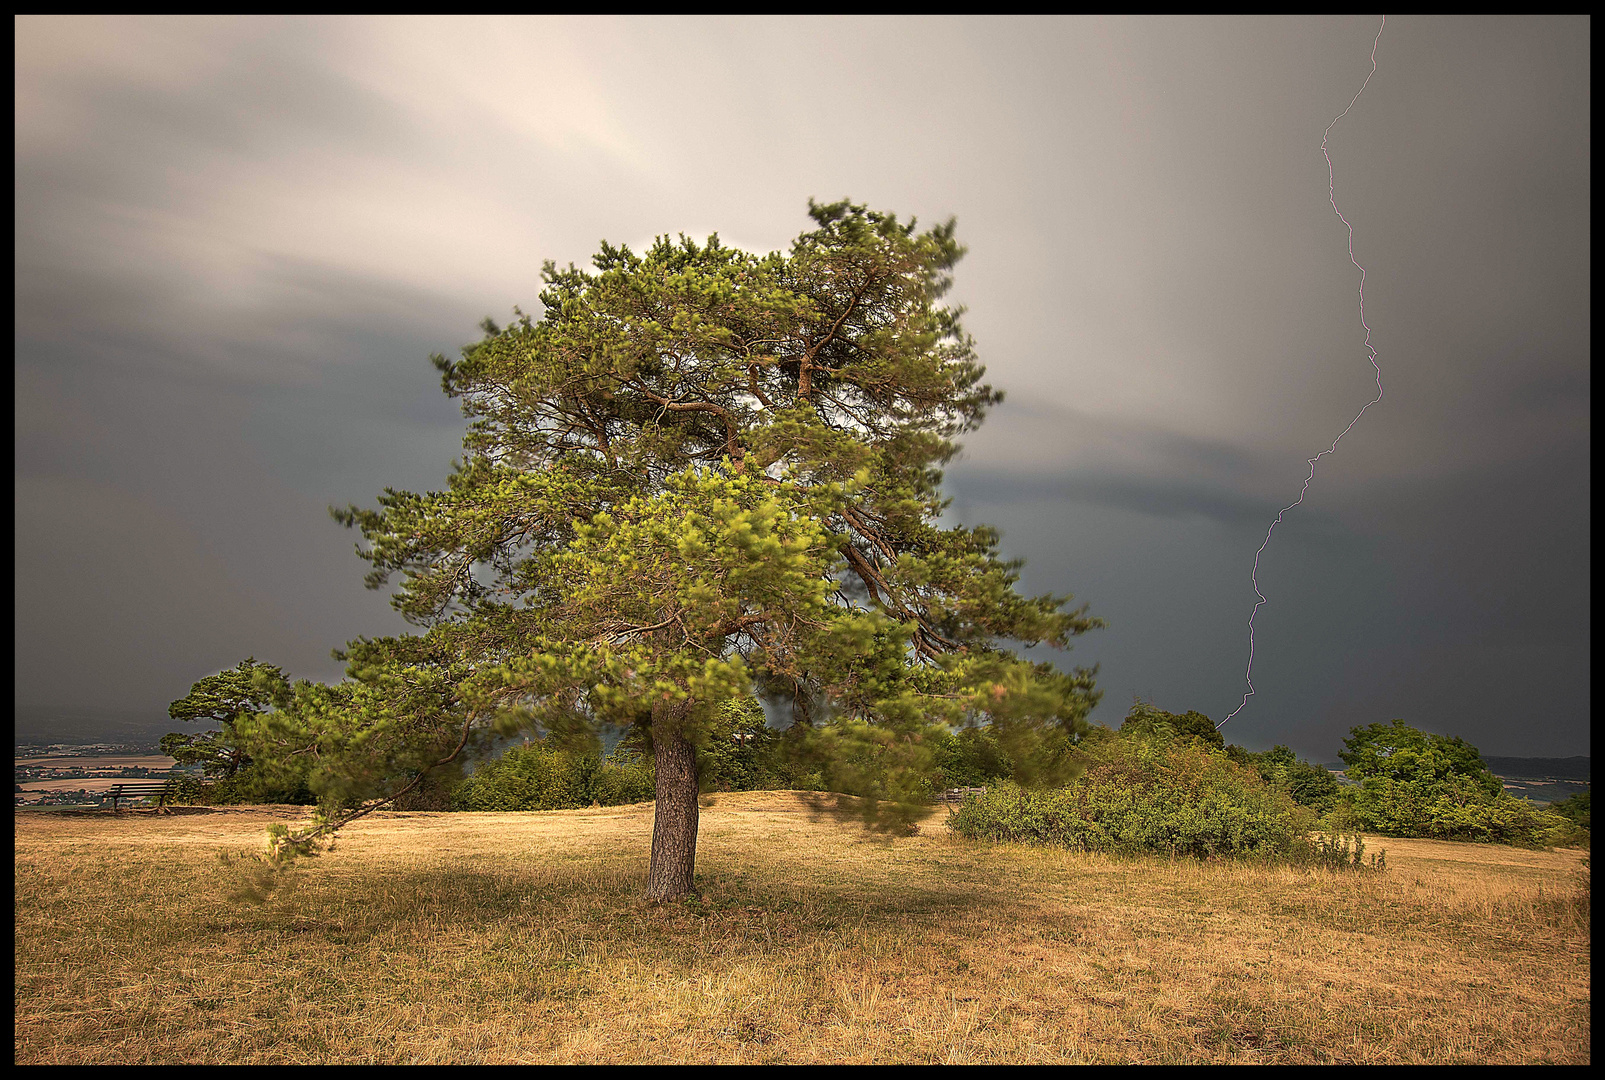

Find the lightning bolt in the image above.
[{"left": 1218, "top": 15, "right": 1387, "bottom": 731}]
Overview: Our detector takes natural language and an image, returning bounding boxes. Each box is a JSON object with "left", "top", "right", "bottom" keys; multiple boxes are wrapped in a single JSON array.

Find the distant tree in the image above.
[
  {"left": 1548, "top": 789, "right": 1590, "bottom": 830},
  {"left": 1248, "top": 744, "right": 1342, "bottom": 814},
  {"left": 1119, "top": 700, "right": 1224, "bottom": 750},
  {"left": 1339, "top": 719, "right": 1501, "bottom": 797},
  {"left": 240, "top": 201, "right": 1104, "bottom": 900},
  {"left": 163, "top": 659, "right": 290, "bottom": 779},
  {"left": 694, "top": 697, "right": 784, "bottom": 793},
  {"left": 1338, "top": 719, "right": 1563, "bottom": 844}
]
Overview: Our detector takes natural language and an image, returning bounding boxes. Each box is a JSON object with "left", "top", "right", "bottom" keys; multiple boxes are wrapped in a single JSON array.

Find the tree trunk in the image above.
[{"left": 645, "top": 699, "right": 700, "bottom": 902}]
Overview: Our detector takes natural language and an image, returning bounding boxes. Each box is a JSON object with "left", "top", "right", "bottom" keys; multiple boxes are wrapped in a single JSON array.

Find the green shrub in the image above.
[
  {"left": 1545, "top": 790, "right": 1590, "bottom": 848},
  {"left": 1307, "top": 828, "right": 1386, "bottom": 871},
  {"left": 927, "top": 726, "right": 1015, "bottom": 791},
  {"left": 947, "top": 739, "right": 1315, "bottom": 859},
  {"left": 591, "top": 749, "right": 656, "bottom": 805},
  {"left": 450, "top": 739, "right": 661, "bottom": 811},
  {"left": 1350, "top": 773, "right": 1570, "bottom": 847}
]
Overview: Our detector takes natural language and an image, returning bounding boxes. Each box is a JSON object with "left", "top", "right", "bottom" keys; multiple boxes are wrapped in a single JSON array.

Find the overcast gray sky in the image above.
[{"left": 15, "top": 15, "right": 1590, "bottom": 758}]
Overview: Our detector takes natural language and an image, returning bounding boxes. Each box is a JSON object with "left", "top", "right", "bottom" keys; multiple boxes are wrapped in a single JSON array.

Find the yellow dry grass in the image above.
[{"left": 14, "top": 792, "right": 1590, "bottom": 1064}]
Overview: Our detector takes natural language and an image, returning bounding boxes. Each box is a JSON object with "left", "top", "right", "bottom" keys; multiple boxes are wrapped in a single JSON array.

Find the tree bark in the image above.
[{"left": 645, "top": 699, "right": 700, "bottom": 902}]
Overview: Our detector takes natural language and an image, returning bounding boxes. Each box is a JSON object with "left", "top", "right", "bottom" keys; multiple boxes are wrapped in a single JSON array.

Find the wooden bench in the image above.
[
  {"left": 104, "top": 780, "right": 181, "bottom": 811},
  {"left": 936, "top": 786, "right": 989, "bottom": 804}
]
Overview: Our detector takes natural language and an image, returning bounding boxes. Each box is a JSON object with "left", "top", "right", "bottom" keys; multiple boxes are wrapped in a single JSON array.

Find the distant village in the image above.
[
  {"left": 14, "top": 743, "right": 199, "bottom": 807},
  {"left": 16, "top": 742, "right": 155, "bottom": 757}
]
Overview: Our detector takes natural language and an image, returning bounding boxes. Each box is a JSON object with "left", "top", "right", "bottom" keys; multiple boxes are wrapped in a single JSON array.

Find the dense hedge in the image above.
[
  {"left": 949, "top": 708, "right": 1580, "bottom": 855},
  {"left": 451, "top": 743, "right": 654, "bottom": 811},
  {"left": 165, "top": 771, "right": 318, "bottom": 807},
  {"left": 947, "top": 739, "right": 1315, "bottom": 859}
]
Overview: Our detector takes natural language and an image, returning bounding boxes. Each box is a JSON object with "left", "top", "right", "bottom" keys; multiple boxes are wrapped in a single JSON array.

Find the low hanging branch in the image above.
[{"left": 265, "top": 709, "right": 480, "bottom": 862}]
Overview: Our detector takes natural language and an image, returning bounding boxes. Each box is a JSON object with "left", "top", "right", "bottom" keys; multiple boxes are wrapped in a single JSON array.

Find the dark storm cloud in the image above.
[
  {"left": 948, "top": 403, "right": 1300, "bottom": 527},
  {"left": 14, "top": 16, "right": 1588, "bottom": 759},
  {"left": 953, "top": 468, "right": 1285, "bottom": 528}
]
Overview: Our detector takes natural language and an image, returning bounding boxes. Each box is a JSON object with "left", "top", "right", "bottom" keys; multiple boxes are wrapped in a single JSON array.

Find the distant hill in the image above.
[
  {"left": 1481, "top": 757, "right": 1590, "bottom": 781},
  {"left": 1319, "top": 756, "right": 1589, "bottom": 806},
  {"left": 14, "top": 709, "right": 206, "bottom": 750},
  {"left": 1322, "top": 756, "right": 1588, "bottom": 781}
]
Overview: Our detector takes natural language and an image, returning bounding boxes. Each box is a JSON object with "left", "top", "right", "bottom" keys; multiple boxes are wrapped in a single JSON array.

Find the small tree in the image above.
[
  {"left": 1247, "top": 745, "right": 1342, "bottom": 814},
  {"left": 1118, "top": 700, "right": 1224, "bottom": 750},
  {"left": 1338, "top": 719, "right": 1562, "bottom": 844},
  {"left": 1339, "top": 719, "right": 1502, "bottom": 797},
  {"left": 163, "top": 659, "right": 290, "bottom": 781},
  {"left": 251, "top": 201, "right": 1103, "bottom": 900}
]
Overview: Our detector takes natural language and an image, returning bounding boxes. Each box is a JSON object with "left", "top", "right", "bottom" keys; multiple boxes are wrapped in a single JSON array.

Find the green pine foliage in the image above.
[
  {"left": 210, "top": 200, "right": 1107, "bottom": 875},
  {"left": 161, "top": 659, "right": 288, "bottom": 780},
  {"left": 162, "top": 660, "right": 317, "bottom": 805}
]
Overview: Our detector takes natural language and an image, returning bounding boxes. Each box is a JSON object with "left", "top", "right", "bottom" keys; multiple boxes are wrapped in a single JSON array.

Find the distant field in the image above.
[
  {"left": 14, "top": 793, "right": 1590, "bottom": 1064},
  {"left": 1499, "top": 779, "right": 1590, "bottom": 805},
  {"left": 16, "top": 777, "right": 140, "bottom": 793},
  {"left": 15, "top": 755, "right": 180, "bottom": 796},
  {"left": 15, "top": 755, "right": 177, "bottom": 770}
]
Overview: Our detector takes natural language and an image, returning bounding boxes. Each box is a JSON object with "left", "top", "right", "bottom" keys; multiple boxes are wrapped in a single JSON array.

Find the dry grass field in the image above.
[{"left": 14, "top": 792, "right": 1590, "bottom": 1064}]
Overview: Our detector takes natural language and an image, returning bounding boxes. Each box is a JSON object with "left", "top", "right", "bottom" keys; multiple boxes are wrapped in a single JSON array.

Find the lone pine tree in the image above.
[
  {"left": 282, "top": 200, "right": 1100, "bottom": 901},
  {"left": 162, "top": 658, "right": 290, "bottom": 780}
]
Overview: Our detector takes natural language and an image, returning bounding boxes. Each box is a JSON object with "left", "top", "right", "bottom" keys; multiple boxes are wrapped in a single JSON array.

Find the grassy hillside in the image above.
[{"left": 13, "top": 793, "right": 1590, "bottom": 1064}]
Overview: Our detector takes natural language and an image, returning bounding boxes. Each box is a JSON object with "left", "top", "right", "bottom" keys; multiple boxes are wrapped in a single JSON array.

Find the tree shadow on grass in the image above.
[{"left": 216, "top": 852, "right": 1014, "bottom": 962}]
